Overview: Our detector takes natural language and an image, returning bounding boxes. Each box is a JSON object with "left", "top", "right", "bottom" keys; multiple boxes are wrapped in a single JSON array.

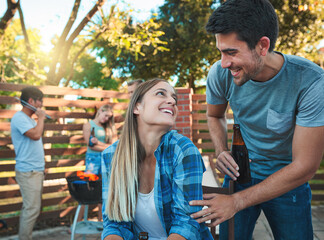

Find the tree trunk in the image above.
[
  {"left": 46, "top": 0, "right": 81, "bottom": 85},
  {"left": 0, "top": 0, "right": 19, "bottom": 44},
  {"left": 46, "top": 0, "right": 107, "bottom": 86},
  {"left": 17, "top": 1, "right": 31, "bottom": 53}
]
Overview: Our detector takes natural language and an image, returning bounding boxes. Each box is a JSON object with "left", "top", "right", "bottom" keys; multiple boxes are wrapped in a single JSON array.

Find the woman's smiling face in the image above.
[{"left": 133, "top": 81, "right": 178, "bottom": 130}]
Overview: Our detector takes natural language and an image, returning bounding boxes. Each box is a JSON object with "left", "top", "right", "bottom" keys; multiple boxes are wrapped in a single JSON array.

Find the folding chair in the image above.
[{"left": 202, "top": 180, "right": 235, "bottom": 240}]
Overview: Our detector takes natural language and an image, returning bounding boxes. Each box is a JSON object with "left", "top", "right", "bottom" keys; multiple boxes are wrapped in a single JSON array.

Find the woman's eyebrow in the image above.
[{"left": 154, "top": 88, "right": 167, "bottom": 92}]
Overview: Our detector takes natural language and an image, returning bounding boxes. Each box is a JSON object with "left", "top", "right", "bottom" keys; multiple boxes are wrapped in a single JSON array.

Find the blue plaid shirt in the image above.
[{"left": 101, "top": 130, "right": 213, "bottom": 240}]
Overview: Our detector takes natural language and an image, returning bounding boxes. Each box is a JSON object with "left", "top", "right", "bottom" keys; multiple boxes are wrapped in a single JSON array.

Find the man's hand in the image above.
[
  {"left": 216, "top": 151, "right": 239, "bottom": 181},
  {"left": 190, "top": 193, "right": 239, "bottom": 227},
  {"left": 35, "top": 108, "right": 46, "bottom": 120}
]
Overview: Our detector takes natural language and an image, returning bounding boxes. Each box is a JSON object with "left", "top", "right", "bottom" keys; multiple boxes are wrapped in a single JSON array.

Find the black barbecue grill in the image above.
[
  {"left": 66, "top": 174, "right": 103, "bottom": 240},
  {"left": 67, "top": 175, "right": 102, "bottom": 205}
]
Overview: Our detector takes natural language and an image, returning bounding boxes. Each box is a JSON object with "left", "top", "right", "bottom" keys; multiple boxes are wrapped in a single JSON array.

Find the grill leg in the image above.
[
  {"left": 82, "top": 205, "right": 89, "bottom": 240},
  {"left": 71, "top": 204, "right": 82, "bottom": 240}
]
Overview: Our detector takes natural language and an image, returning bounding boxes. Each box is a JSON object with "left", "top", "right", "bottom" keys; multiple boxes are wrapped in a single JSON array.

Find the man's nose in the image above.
[{"left": 221, "top": 55, "right": 231, "bottom": 69}]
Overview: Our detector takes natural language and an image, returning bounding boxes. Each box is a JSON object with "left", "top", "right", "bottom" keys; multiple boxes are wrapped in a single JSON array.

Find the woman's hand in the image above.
[{"left": 91, "top": 137, "right": 98, "bottom": 145}]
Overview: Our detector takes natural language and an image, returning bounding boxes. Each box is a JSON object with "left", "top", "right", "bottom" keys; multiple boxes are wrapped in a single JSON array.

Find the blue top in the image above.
[
  {"left": 206, "top": 52, "right": 324, "bottom": 179},
  {"left": 11, "top": 111, "right": 45, "bottom": 172},
  {"left": 101, "top": 130, "right": 213, "bottom": 240},
  {"left": 87, "top": 120, "right": 106, "bottom": 153}
]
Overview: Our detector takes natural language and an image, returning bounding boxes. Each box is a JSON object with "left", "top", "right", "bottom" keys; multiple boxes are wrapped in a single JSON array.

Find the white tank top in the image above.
[{"left": 134, "top": 188, "right": 167, "bottom": 240}]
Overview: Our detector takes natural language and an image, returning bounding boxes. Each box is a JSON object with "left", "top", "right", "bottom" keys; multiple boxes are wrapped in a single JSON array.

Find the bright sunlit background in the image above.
[{"left": 0, "top": 0, "right": 165, "bottom": 52}]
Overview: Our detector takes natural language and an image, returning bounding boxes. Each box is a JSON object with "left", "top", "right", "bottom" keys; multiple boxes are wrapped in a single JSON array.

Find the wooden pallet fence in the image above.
[{"left": 0, "top": 82, "right": 129, "bottom": 226}]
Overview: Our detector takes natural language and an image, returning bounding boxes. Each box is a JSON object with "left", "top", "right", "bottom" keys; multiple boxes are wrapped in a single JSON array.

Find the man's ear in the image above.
[
  {"left": 258, "top": 36, "right": 270, "bottom": 56},
  {"left": 27, "top": 98, "right": 34, "bottom": 105}
]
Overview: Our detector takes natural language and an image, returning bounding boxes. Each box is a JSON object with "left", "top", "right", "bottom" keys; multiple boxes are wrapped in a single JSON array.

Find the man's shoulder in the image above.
[
  {"left": 285, "top": 54, "right": 323, "bottom": 75},
  {"left": 11, "top": 111, "right": 26, "bottom": 125}
]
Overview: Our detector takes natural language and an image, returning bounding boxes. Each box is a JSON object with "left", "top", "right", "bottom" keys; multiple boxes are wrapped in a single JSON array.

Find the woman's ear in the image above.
[{"left": 133, "top": 102, "right": 141, "bottom": 115}]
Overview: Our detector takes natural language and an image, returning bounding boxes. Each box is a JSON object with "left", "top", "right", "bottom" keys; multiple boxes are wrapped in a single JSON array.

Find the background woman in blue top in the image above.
[
  {"left": 81, "top": 104, "right": 117, "bottom": 221},
  {"left": 101, "top": 79, "right": 212, "bottom": 240}
]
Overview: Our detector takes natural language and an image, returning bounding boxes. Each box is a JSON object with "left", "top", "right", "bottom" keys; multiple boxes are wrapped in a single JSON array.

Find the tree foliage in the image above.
[
  {"left": 100, "top": 0, "right": 323, "bottom": 90},
  {"left": 0, "top": 0, "right": 322, "bottom": 90},
  {"left": 272, "top": 0, "right": 323, "bottom": 64},
  {"left": 0, "top": 0, "right": 168, "bottom": 90},
  {"left": 97, "top": 0, "right": 217, "bottom": 90}
]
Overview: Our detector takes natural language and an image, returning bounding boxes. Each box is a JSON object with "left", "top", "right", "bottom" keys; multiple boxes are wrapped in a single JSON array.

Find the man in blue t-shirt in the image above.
[
  {"left": 190, "top": 0, "right": 324, "bottom": 239},
  {"left": 11, "top": 86, "right": 46, "bottom": 240}
]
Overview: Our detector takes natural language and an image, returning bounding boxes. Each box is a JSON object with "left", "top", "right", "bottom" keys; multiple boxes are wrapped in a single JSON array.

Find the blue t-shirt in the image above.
[
  {"left": 206, "top": 53, "right": 324, "bottom": 179},
  {"left": 11, "top": 111, "right": 45, "bottom": 172}
]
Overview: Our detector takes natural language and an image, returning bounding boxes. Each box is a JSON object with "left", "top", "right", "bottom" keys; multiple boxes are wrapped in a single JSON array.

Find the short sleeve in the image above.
[
  {"left": 11, "top": 112, "right": 34, "bottom": 135},
  {"left": 296, "top": 76, "right": 324, "bottom": 127},
  {"left": 206, "top": 61, "right": 228, "bottom": 105}
]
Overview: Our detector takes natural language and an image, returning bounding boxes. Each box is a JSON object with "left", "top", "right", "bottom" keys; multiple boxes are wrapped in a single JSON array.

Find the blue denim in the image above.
[
  {"left": 85, "top": 152, "right": 102, "bottom": 175},
  {"left": 220, "top": 176, "right": 313, "bottom": 240}
]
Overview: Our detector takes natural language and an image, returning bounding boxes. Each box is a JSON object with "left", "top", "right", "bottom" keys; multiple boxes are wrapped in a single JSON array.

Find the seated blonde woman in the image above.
[{"left": 101, "top": 79, "right": 213, "bottom": 240}]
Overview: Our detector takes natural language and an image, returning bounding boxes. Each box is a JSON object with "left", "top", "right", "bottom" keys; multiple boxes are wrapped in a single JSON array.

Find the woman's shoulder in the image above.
[{"left": 164, "top": 130, "right": 198, "bottom": 152}]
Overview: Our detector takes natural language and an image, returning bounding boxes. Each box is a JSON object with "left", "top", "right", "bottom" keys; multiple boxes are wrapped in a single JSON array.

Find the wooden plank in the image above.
[
  {"left": 192, "top": 112, "right": 233, "bottom": 121},
  {"left": 195, "top": 142, "right": 215, "bottom": 149},
  {"left": 44, "top": 123, "right": 83, "bottom": 131},
  {"left": 0, "top": 194, "right": 75, "bottom": 213},
  {"left": 0, "top": 82, "right": 129, "bottom": 99},
  {"left": 0, "top": 122, "right": 84, "bottom": 131},
  {"left": 0, "top": 182, "right": 70, "bottom": 199},
  {"left": 0, "top": 159, "right": 84, "bottom": 172},
  {"left": 0, "top": 109, "right": 125, "bottom": 122},
  {"left": 0, "top": 96, "right": 129, "bottom": 110},
  {"left": 0, "top": 135, "right": 85, "bottom": 146},
  {"left": 0, "top": 122, "right": 10, "bottom": 131},
  {"left": 0, "top": 109, "right": 90, "bottom": 119},
  {"left": 193, "top": 132, "right": 233, "bottom": 140},
  {"left": 312, "top": 173, "right": 324, "bottom": 180},
  {"left": 192, "top": 123, "right": 208, "bottom": 130},
  {"left": 310, "top": 184, "right": 324, "bottom": 191},
  {"left": 0, "top": 137, "right": 11, "bottom": 145},
  {"left": 45, "top": 147, "right": 87, "bottom": 156},
  {"left": 0, "top": 147, "right": 87, "bottom": 158},
  {"left": 312, "top": 195, "right": 324, "bottom": 201}
]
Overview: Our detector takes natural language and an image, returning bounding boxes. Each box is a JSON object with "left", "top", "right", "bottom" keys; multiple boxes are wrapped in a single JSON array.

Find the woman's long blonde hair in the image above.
[
  {"left": 95, "top": 104, "right": 116, "bottom": 144},
  {"left": 106, "top": 79, "right": 168, "bottom": 221}
]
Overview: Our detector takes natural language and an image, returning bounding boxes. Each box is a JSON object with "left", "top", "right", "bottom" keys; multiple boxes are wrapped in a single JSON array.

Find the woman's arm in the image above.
[
  {"left": 104, "top": 235, "right": 123, "bottom": 240},
  {"left": 83, "top": 122, "right": 110, "bottom": 151},
  {"left": 168, "top": 138, "right": 209, "bottom": 239}
]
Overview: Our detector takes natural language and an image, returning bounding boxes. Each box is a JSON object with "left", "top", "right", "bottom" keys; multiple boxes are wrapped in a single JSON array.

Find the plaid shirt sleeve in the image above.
[
  {"left": 101, "top": 142, "right": 135, "bottom": 240},
  {"left": 161, "top": 132, "right": 211, "bottom": 239}
]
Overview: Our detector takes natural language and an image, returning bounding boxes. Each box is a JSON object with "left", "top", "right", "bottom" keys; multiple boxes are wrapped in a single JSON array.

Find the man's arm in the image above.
[
  {"left": 24, "top": 108, "right": 46, "bottom": 140},
  {"left": 207, "top": 103, "right": 239, "bottom": 180},
  {"left": 190, "top": 125, "right": 324, "bottom": 226}
]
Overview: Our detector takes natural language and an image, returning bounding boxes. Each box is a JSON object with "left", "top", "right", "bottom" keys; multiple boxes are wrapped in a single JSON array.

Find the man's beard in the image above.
[{"left": 233, "top": 50, "right": 263, "bottom": 86}]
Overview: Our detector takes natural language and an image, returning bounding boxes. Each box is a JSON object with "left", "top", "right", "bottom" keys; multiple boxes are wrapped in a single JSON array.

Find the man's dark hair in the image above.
[
  {"left": 206, "top": 0, "right": 279, "bottom": 52},
  {"left": 127, "top": 79, "right": 144, "bottom": 87},
  {"left": 20, "top": 86, "right": 43, "bottom": 104}
]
